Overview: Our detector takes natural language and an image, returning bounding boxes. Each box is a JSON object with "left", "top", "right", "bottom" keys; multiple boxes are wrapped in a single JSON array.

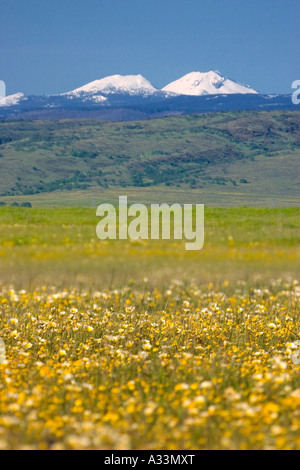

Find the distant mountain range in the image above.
[{"left": 0, "top": 71, "right": 296, "bottom": 121}]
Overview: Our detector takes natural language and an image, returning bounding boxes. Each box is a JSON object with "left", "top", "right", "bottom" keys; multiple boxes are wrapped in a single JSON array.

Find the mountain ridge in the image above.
[
  {"left": 1, "top": 71, "right": 258, "bottom": 106},
  {"left": 0, "top": 71, "right": 296, "bottom": 121}
]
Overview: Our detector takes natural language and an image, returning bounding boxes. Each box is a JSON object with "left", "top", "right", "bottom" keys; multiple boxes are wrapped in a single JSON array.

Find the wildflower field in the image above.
[{"left": 0, "top": 206, "right": 300, "bottom": 450}]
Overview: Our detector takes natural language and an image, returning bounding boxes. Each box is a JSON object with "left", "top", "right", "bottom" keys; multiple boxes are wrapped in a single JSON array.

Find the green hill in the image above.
[{"left": 0, "top": 109, "right": 299, "bottom": 206}]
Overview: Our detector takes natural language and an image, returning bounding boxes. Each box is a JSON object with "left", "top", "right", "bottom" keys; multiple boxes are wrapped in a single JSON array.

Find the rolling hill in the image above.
[{"left": 0, "top": 109, "right": 299, "bottom": 207}]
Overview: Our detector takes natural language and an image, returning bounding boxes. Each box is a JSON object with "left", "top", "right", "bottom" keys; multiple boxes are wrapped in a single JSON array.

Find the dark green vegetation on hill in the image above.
[{"left": 0, "top": 110, "right": 299, "bottom": 206}]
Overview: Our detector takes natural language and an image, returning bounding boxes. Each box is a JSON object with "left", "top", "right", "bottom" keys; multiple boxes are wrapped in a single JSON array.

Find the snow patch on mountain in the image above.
[
  {"left": 66, "top": 93, "right": 108, "bottom": 103},
  {"left": 0, "top": 92, "right": 25, "bottom": 107}
]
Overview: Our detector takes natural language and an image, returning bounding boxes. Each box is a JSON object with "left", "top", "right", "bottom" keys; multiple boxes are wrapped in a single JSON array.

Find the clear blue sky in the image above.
[{"left": 1, "top": 0, "right": 299, "bottom": 96}]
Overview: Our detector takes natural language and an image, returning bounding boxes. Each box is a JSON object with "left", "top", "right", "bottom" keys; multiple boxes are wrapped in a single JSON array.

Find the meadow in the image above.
[{"left": 0, "top": 206, "right": 299, "bottom": 450}]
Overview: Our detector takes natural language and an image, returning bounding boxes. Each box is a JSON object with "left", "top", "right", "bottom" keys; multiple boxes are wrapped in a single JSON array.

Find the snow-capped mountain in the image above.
[
  {"left": 0, "top": 70, "right": 295, "bottom": 120},
  {"left": 0, "top": 71, "right": 258, "bottom": 109},
  {"left": 162, "top": 71, "right": 258, "bottom": 96},
  {"left": 0, "top": 92, "right": 26, "bottom": 107},
  {"left": 64, "top": 74, "right": 159, "bottom": 99}
]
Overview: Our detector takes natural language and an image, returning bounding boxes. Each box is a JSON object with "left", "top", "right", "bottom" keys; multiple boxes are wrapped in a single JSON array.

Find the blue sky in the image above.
[{"left": 1, "top": 0, "right": 299, "bottom": 95}]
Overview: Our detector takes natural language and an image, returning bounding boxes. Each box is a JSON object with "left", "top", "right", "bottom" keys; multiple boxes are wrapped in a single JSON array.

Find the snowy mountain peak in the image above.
[
  {"left": 0, "top": 92, "right": 25, "bottom": 107},
  {"left": 162, "top": 71, "right": 258, "bottom": 96},
  {"left": 65, "top": 74, "right": 159, "bottom": 97}
]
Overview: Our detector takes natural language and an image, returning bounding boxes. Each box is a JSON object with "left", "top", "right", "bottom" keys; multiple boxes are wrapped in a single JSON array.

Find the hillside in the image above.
[{"left": 0, "top": 109, "right": 299, "bottom": 206}]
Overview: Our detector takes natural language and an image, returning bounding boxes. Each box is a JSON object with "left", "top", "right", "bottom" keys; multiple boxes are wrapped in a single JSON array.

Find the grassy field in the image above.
[
  {"left": 1, "top": 183, "right": 300, "bottom": 209},
  {"left": 0, "top": 206, "right": 299, "bottom": 449},
  {"left": 0, "top": 206, "right": 299, "bottom": 288}
]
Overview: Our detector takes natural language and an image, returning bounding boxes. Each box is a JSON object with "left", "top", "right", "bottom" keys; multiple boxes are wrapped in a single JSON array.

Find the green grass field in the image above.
[
  {"left": 0, "top": 207, "right": 299, "bottom": 449},
  {"left": 0, "top": 206, "right": 299, "bottom": 289}
]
